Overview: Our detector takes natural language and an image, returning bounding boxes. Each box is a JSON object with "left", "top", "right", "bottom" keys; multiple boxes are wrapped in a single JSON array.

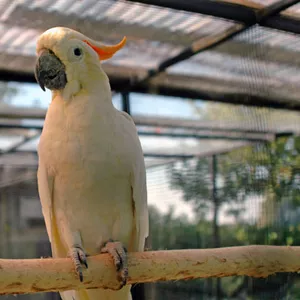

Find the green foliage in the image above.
[
  {"left": 153, "top": 135, "right": 300, "bottom": 298},
  {"left": 148, "top": 203, "right": 300, "bottom": 299},
  {"left": 168, "top": 151, "right": 256, "bottom": 225},
  {"left": 153, "top": 97, "right": 300, "bottom": 299},
  {"left": 169, "top": 136, "right": 299, "bottom": 224},
  {"left": 168, "top": 158, "right": 212, "bottom": 217},
  {"left": 148, "top": 205, "right": 201, "bottom": 250}
]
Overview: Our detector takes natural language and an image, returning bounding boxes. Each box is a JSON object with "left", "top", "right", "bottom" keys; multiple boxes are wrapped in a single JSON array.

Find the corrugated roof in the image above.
[
  {"left": 0, "top": 1, "right": 299, "bottom": 108},
  {"left": 0, "top": 0, "right": 299, "bottom": 163}
]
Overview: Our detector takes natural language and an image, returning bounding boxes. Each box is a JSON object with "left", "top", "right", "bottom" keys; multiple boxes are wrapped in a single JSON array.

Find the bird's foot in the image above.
[
  {"left": 68, "top": 245, "right": 88, "bottom": 282},
  {"left": 100, "top": 239, "right": 128, "bottom": 288}
]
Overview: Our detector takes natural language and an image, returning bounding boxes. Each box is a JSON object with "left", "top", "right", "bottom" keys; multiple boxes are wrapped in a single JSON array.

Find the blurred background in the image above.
[{"left": 0, "top": 0, "right": 300, "bottom": 299}]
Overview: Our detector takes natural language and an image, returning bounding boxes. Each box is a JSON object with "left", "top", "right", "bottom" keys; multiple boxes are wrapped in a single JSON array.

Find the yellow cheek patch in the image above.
[{"left": 83, "top": 37, "right": 127, "bottom": 61}]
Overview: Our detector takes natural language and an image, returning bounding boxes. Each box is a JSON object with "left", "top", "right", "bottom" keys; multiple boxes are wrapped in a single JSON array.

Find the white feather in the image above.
[{"left": 37, "top": 28, "right": 148, "bottom": 300}]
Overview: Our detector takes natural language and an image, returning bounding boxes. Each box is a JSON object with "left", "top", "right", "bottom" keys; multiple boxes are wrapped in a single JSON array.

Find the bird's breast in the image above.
[
  {"left": 39, "top": 114, "right": 134, "bottom": 253},
  {"left": 40, "top": 103, "right": 131, "bottom": 176}
]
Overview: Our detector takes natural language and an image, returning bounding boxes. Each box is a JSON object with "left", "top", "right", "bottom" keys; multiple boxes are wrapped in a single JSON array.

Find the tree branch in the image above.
[{"left": 1, "top": 245, "right": 300, "bottom": 295}]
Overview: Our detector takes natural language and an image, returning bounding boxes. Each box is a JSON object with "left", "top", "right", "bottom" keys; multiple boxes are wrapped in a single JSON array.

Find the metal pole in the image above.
[
  {"left": 211, "top": 155, "right": 222, "bottom": 299},
  {"left": 122, "top": 92, "right": 131, "bottom": 115}
]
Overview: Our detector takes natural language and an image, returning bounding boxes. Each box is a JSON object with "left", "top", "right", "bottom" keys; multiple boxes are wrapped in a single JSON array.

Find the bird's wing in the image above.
[
  {"left": 121, "top": 111, "right": 149, "bottom": 251},
  {"left": 37, "top": 160, "right": 54, "bottom": 243},
  {"left": 37, "top": 159, "right": 66, "bottom": 258},
  {"left": 132, "top": 158, "right": 149, "bottom": 251}
]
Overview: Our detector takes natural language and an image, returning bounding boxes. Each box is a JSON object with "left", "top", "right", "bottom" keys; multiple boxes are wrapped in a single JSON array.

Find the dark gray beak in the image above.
[{"left": 34, "top": 49, "right": 67, "bottom": 91}]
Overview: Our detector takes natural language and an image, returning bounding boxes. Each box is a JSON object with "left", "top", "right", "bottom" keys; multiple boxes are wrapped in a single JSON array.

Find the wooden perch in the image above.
[{"left": 1, "top": 245, "right": 300, "bottom": 295}]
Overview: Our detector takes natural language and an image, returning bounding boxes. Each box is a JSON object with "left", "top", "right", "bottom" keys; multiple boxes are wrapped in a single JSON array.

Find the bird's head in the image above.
[{"left": 34, "top": 27, "right": 126, "bottom": 98}]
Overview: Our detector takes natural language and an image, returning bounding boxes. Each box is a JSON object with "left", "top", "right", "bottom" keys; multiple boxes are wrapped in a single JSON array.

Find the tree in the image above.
[
  {"left": 188, "top": 100, "right": 300, "bottom": 228},
  {"left": 168, "top": 155, "right": 250, "bottom": 299},
  {"left": 168, "top": 153, "right": 255, "bottom": 247}
]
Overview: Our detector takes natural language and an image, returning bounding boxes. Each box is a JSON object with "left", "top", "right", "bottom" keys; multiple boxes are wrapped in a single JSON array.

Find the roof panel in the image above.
[
  {"left": 218, "top": 0, "right": 282, "bottom": 6},
  {"left": 108, "top": 40, "right": 183, "bottom": 69},
  {"left": 0, "top": 24, "right": 39, "bottom": 56},
  {"left": 235, "top": 25, "right": 300, "bottom": 52},
  {"left": 144, "top": 157, "right": 175, "bottom": 169},
  {"left": 281, "top": 3, "right": 300, "bottom": 18},
  {"left": 0, "top": 1, "right": 299, "bottom": 110},
  {"left": 0, "top": 0, "right": 239, "bottom": 70},
  {"left": 0, "top": 0, "right": 299, "bottom": 167},
  {"left": 248, "top": 0, "right": 281, "bottom": 4},
  {"left": 133, "top": 112, "right": 300, "bottom": 135},
  {"left": 140, "top": 135, "right": 251, "bottom": 157},
  {"left": 169, "top": 50, "right": 300, "bottom": 84},
  {"left": 0, "top": 135, "right": 24, "bottom": 152},
  {"left": 1, "top": 0, "right": 238, "bottom": 45}
]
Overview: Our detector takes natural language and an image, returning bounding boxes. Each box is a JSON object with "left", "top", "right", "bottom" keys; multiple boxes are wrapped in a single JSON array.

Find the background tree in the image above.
[{"left": 165, "top": 100, "right": 300, "bottom": 298}]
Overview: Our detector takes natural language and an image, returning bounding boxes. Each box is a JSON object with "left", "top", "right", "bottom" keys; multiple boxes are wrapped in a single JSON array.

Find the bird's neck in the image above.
[
  {"left": 49, "top": 80, "right": 115, "bottom": 127},
  {"left": 53, "top": 89, "right": 113, "bottom": 111}
]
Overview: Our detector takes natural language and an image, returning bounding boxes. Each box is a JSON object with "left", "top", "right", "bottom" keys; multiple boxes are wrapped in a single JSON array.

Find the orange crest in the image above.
[{"left": 84, "top": 37, "right": 127, "bottom": 61}]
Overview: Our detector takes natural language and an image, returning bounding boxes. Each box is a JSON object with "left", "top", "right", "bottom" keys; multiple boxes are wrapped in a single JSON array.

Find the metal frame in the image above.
[
  {"left": 0, "top": 1, "right": 300, "bottom": 110},
  {"left": 138, "top": 131, "right": 273, "bottom": 142},
  {"left": 12, "top": 150, "right": 245, "bottom": 160},
  {"left": 123, "top": 0, "right": 300, "bottom": 92},
  {"left": 0, "top": 122, "right": 274, "bottom": 142},
  {"left": 122, "top": 92, "right": 131, "bottom": 115},
  {"left": 126, "top": 0, "right": 300, "bottom": 33},
  {"left": 133, "top": 116, "right": 296, "bottom": 135},
  {"left": 126, "top": 0, "right": 259, "bottom": 24},
  {"left": 1, "top": 107, "right": 289, "bottom": 135},
  {"left": 0, "top": 0, "right": 299, "bottom": 158},
  {"left": 1, "top": 69, "right": 300, "bottom": 111},
  {"left": 108, "top": 0, "right": 300, "bottom": 110},
  {"left": 0, "top": 131, "right": 40, "bottom": 155}
]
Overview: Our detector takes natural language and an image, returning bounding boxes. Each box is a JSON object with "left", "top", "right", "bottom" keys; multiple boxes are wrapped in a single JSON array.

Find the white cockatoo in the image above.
[{"left": 34, "top": 27, "right": 148, "bottom": 300}]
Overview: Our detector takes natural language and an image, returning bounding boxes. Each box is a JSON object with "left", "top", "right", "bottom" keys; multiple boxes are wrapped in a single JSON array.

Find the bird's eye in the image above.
[{"left": 73, "top": 48, "right": 82, "bottom": 56}]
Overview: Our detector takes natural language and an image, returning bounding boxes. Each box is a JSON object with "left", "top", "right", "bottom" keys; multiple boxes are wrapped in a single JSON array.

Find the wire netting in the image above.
[
  {"left": 0, "top": 1, "right": 300, "bottom": 300},
  {"left": 0, "top": 102, "right": 299, "bottom": 300}
]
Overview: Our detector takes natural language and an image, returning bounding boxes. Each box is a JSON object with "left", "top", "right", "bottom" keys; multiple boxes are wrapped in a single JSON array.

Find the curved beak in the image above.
[{"left": 34, "top": 49, "right": 67, "bottom": 91}]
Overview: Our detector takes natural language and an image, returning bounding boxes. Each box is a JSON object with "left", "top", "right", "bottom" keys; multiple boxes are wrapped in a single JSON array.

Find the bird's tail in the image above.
[{"left": 60, "top": 285, "right": 132, "bottom": 300}]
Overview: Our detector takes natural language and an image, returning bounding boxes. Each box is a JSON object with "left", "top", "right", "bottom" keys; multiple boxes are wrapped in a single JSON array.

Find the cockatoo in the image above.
[{"left": 34, "top": 27, "right": 148, "bottom": 300}]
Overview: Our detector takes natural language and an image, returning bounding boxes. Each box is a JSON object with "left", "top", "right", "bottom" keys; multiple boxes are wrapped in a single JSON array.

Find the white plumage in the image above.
[{"left": 36, "top": 27, "right": 148, "bottom": 300}]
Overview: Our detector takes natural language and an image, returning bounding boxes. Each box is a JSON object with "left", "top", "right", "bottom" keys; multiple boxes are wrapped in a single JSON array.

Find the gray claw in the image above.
[
  {"left": 100, "top": 240, "right": 128, "bottom": 288},
  {"left": 69, "top": 246, "right": 88, "bottom": 282}
]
